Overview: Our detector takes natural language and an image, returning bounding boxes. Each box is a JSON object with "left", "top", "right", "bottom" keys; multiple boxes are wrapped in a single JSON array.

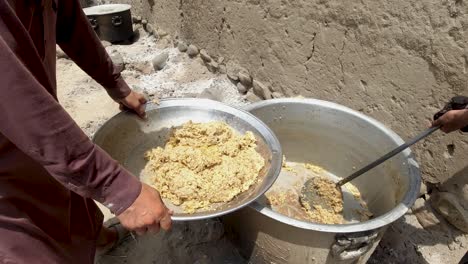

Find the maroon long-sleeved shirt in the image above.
[{"left": 0, "top": 0, "right": 141, "bottom": 262}]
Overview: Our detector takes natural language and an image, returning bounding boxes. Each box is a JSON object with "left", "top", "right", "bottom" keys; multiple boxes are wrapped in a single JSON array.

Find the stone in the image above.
[
  {"left": 56, "top": 47, "right": 69, "bottom": 59},
  {"left": 157, "top": 29, "right": 169, "bottom": 37},
  {"left": 217, "top": 57, "right": 225, "bottom": 64},
  {"left": 420, "top": 182, "right": 428, "bottom": 196},
  {"left": 412, "top": 198, "right": 445, "bottom": 230},
  {"left": 272, "top": 92, "right": 284, "bottom": 98},
  {"left": 227, "top": 71, "right": 238, "bottom": 82},
  {"left": 130, "top": 62, "right": 153, "bottom": 75},
  {"left": 238, "top": 72, "right": 252, "bottom": 87},
  {"left": 447, "top": 243, "right": 456, "bottom": 251},
  {"left": 101, "top": 40, "right": 112, "bottom": 48},
  {"left": 145, "top": 23, "right": 154, "bottom": 35},
  {"left": 432, "top": 192, "right": 468, "bottom": 233},
  {"left": 177, "top": 42, "right": 188, "bottom": 52},
  {"left": 152, "top": 52, "right": 169, "bottom": 71},
  {"left": 416, "top": 244, "right": 458, "bottom": 264},
  {"left": 141, "top": 19, "right": 147, "bottom": 25},
  {"left": 440, "top": 171, "right": 468, "bottom": 211},
  {"left": 156, "top": 38, "right": 172, "bottom": 48},
  {"left": 237, "top": 83, "right": 248, "bottom": 94},
  {"left": 246, "top": 90, "right": 262, "bottom": 103},
  {"left": 132, "top": 16, "right": 142, "bottom": 23},
  {"left": 226, "top": 61, "right": 239, "bottom": 81},
  {"left": 252, "top": 80, "right": 272, "bottom": 100},
  {"left": 206, "top": 61, "right": 219, "bottom": 73},
  {"left": 197, "top": 87, "right": 223, "bottom": 102},
  {"left": 187, "top": 44, "right": 199, "bottom": 57},
  {"left": 200, "top": 49, "right": 212, "bottom": 62},
  {"left": 218, "top": 65, "right": 227, "bottom": 74},
  {"left": 110, "top": 52, "right": 125, "bottom": 72}
]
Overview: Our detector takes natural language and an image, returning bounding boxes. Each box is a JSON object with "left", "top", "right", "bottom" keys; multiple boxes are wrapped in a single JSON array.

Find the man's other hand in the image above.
[
  {"left": 119, "top": 91, "right": 147, "bottom": 119},
  {"left": 117, "top": 183, "right": 173, "bottom": 235},
  {"left": 433, "top": 109, "right": 468, "bottom": 133}
]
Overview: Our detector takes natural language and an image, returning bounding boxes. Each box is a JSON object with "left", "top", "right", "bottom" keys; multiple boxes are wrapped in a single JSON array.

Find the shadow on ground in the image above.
[{"left": 96, "top": 218, "right": 246, "bottom": 264}]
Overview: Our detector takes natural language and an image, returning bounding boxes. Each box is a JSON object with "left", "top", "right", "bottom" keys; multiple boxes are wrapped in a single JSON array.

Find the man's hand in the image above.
[
  {"left": 119, "top": 91, "right": 147, "bottom": 119},
  {"left": 117, "top": 183, "right": 173, "bottom": 235},
  {"left": 433, "top": 109, "right": 468, "bottom": 133}
]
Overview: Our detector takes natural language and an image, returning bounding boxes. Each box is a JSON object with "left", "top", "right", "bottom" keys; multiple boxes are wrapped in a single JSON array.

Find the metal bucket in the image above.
[
  {"left": 83, "top": 4, "right": 133, "bottom": 43},
  {"left": 222, "top": 99, "right": 421, "bottom": 263}
]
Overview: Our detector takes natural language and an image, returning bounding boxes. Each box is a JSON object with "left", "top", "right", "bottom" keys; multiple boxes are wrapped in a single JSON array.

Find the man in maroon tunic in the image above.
[{"left": 0, "top": 1, "right": 172, "bottom": 263}]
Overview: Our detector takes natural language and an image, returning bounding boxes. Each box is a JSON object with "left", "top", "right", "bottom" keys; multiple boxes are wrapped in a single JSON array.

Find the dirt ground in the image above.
[{"left": 57, "top": 30, "right": 467, "bottom": 264}]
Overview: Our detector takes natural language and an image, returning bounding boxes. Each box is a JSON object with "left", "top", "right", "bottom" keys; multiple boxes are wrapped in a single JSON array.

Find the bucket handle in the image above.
[
  {"left": 88, "top": 18, "right": 98, "bottom": 29},
  {"left": 331, "top": 231, "right": 379, "bottom": 261},
  {"left": 112, "top": 15, "right": 123, "bottom": 27}
]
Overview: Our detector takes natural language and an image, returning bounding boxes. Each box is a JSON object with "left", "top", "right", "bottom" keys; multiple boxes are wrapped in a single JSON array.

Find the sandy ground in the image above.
[{"left": 57, "top": 30, "right": 467, "bottom": 264}]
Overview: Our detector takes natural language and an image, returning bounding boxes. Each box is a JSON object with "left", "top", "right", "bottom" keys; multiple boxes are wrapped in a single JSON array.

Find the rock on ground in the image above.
[
  {"left": 225, "top": 61, "right": 240, "bottom": 81},
  {"left": 237, "top": 83, "right": 248, "bottom": 94},
  {"left": 197, "top": 86, "right": 225, "bottom": 101},
  {"left": 178, "top": 42, "right": 188, "bottom": 52},
  {"left": 206, "top": 61, "right": 219, "bottom": 73},
  {"left": 238, "top": 72, "right": 252, "bottom": 87},
  {"left": 413, "top": 198, "right": 446, "bottom": 231},
  {"left": 252, "top": 80, "right": 272, "bottom": 100},
  {"left": 132, "top": 16, "right": 142, "bottom": 24},
  {"left": 200, "top": 49, "right": 212, "bottom": 62},
  {"left": 272, "top": 92, "right": 284, "bottom": 98},
  {"left": 246, "top": 90, "right": 262, "bottom": 103},
  {"left": 110, "top": 52, "right": 125, "bottom": 72},
  {"left": 432, "top": 191, "right": 468, "bottom": 233},
  {"left": 187, "top": 44, "right": 199, "bottom": 57},
  {"left": 144, "top": 23, "right": 155, "bottom": 35},
  {"left": 127, "top": 61, "right": 153, "bottom": 75},
  {"left": 152, "top": 52, "right": 169, "bottom": 71}
]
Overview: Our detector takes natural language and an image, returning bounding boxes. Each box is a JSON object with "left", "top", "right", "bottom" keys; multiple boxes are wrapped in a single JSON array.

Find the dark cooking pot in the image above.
[{"left": 83, "top": 4, "right": 133, "bottom": 43}]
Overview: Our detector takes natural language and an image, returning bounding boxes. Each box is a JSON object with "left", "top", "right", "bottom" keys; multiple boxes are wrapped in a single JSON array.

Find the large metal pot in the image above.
[
  {"left": 92, "top": 99, "right": 282, "bottom": 221},
  {"left": 83, "top": 4, "right": 133, "bottom": 43},
  {"left": 222, "top": 99, "right": 421, "bottom": 263}
]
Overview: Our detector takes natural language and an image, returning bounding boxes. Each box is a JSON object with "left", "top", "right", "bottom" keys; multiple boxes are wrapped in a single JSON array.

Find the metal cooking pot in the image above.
[
  {"left": 83, "top": 4, "right": 133, "bottom": 43},
  {"left": 92, "top": 99, "right": 282, "bottom": 221},
  {"left": 222, "top": 98, "right": 421, "bottom": 264}
]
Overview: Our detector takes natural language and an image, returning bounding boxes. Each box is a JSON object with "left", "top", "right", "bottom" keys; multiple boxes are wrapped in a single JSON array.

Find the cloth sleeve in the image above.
[{"left": 0, "top": 35, "right": 141, "bottom": 215}]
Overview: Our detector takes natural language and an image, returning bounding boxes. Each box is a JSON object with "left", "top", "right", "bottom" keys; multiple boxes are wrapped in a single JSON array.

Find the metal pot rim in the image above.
[
  {"left": 83, "top": 4, "right": 131, "bottom": 16},
  {"left": 244, "top": 98, "right": 421, "bottom": 233}
]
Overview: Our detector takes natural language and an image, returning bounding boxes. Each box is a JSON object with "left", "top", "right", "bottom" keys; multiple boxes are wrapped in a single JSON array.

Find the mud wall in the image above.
[{"left": 95, "top": 0, "right": 468, "bottom": 185}]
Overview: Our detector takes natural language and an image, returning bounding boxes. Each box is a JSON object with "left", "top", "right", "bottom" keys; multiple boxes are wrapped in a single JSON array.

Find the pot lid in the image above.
[{"left": 83, "top": 4, "right": 131, "bottom": 16}]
